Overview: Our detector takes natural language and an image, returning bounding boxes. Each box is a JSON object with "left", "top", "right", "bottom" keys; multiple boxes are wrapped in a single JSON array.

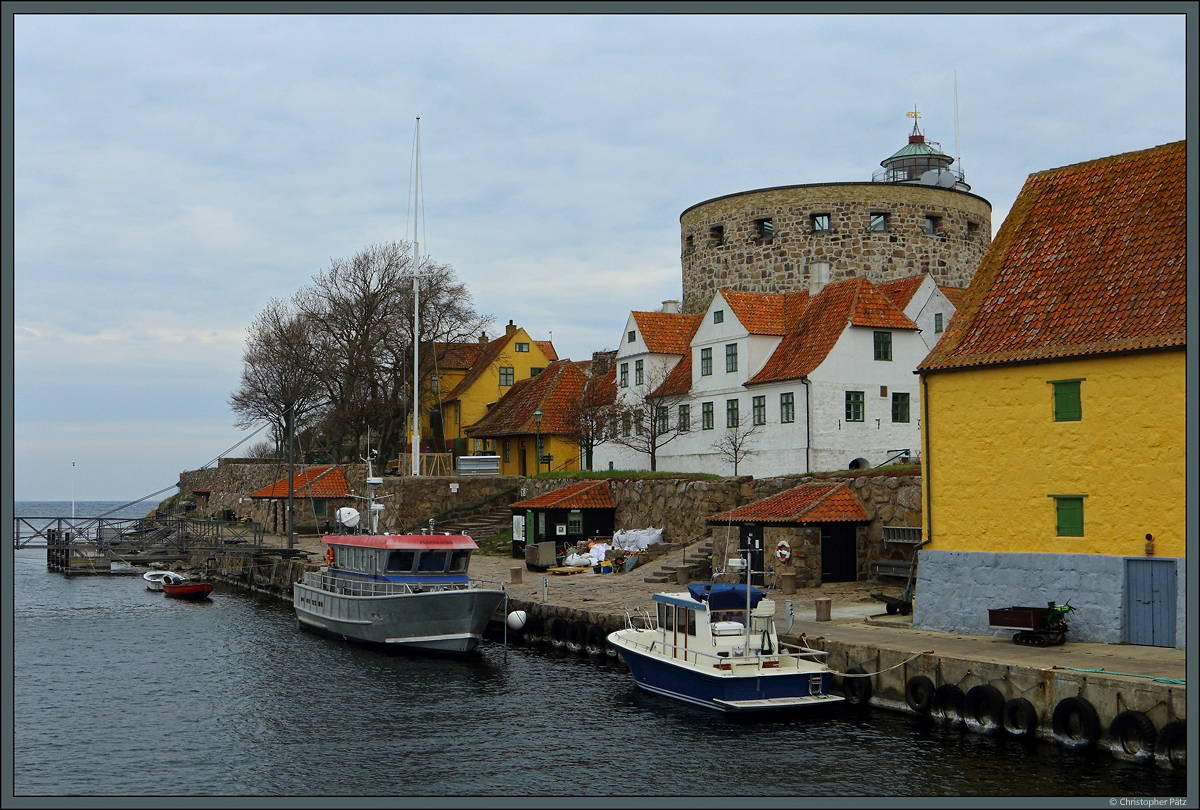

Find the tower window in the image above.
[
  {"left": 924, "top": 215, "right": 941, "bottom": 235},
  {"left": 870, "top": 213, "right": 888, "bottom": 232},
  {"left": 811, "top": 214, "right": 830, "bottom": 233},
  {"left": 710, "top": 225, "right": 725, "bottom": 245},
  {"left": 755, "top": 218, "right": 773, "bottom": 240}
]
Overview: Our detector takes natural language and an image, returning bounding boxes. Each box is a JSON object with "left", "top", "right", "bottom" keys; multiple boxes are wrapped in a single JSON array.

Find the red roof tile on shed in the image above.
[
  {"left": 920, "top": 141, "right": 1186, "bottom": 372},
  {"left": 248, "top": 465, "right": 352, "bottom": 499},
  {"left": 707, "top": 481, "right": 868, "bottom": 524},
  {"left": 510, "top": 480, "right": 615, "bottom": 510}
]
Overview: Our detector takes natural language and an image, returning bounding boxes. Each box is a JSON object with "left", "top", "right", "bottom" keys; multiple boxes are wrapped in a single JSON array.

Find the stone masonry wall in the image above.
[{"left": 679, "top": 182, "right": 991, "bottom": 311}]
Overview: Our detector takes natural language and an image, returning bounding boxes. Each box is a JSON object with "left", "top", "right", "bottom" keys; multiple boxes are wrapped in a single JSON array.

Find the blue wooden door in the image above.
[{"left": 1124, "top": 559, "right": 1176, "bottom": 647}]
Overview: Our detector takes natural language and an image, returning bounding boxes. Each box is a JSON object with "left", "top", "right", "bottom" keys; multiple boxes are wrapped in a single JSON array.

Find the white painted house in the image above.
[{"left": 595, "top": 274, "right": 957, "bottom": 476}]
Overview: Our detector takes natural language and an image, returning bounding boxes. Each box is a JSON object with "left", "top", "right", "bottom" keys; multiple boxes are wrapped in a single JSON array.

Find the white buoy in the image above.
[{"left": 506, "top": 610, "right": 527, "bottom": 631}]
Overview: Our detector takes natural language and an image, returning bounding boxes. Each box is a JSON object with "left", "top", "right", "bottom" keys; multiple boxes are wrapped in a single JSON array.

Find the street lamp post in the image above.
[{"left": 533, "top": 409, "right": 542, "bottom": 476}]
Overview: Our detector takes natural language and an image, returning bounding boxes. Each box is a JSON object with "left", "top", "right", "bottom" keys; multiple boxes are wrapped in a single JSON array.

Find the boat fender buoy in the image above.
[
  {"left": 775, "top": 540, "right": 791, "bottom": 564},
  {"left": 842, "top": 666, "right": 872, "bottom": 706},
  {"left": 963, "top": 684, "right": 1005, "bottom": 735},
  {"left": 325, "top": 547, "right": 334, "bottom": 565},
  {"left": 506, "top": 610, "right": 528, "bottom": 631},
  {"left": 1154, "top": 720, "right": 1186, "bottom": 770},
  {"left": 1051, "top": 696, "right": 1101, "bottom": 750},
  {"left": 904, "top": 675, "right": 935, "bottom": 714},
  {"left": 1002, "top": 697, "right": 1039, "bottom": 737},
  {"left": 931, "top": 684, "right": 965, "bottom": 726},
  {"left": 1107, "top": 709, "right": 1157, "bottom": 763}
]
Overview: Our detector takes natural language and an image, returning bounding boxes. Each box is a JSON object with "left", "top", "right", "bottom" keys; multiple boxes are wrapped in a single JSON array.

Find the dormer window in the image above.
[
  {"left": 628, "top": 330, "right": 636, "bottom": 344},
  {"left": 710, "top": 225, "right": 725, "bottom": 246},
  {"left": 934, "top": 313, "right": 944, "bottom": 333},
  {"left": 713, "top": 310, "right": 724, "bottom": 324},
  {"left": 811, "top": 214, "right": 830, "bottom": 233}
]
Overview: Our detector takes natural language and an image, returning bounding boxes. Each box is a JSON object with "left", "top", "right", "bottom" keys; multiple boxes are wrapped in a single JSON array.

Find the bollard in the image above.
[
  {"left": 779, "top": 571, "right": 796, "bottom": 595},
  {"left": 510, "top": 566, "right": 523, "bottom": 585},
  {"left": 675, "top": 565, "right": 691, "bottom": 585},
  {"left": 814, "top": 597, "right": 832, "bottom": 622}
]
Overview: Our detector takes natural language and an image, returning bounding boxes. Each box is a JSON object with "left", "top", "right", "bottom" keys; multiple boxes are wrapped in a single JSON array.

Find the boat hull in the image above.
[
  {"left": 609, "top": 632, "right": 844, "bottom": 713},
  {"left": 162, "top": 582, "right": 213, "bottom": 600},
  {"left": 294, "top": 582, "right": 506, "bottom": 655}
]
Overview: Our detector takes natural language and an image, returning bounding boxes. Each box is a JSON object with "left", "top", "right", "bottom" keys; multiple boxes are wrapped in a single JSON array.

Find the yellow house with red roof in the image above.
[
  {"left": 915, "top": 141, "right": 1186, "bottom": 648},
  {"left": 431, "top": 320, "right": 557, "bottom": 457}
]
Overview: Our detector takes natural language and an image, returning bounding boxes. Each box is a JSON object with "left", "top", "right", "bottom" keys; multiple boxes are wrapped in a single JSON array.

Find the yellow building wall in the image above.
[{"left": 921, "top": 349, "right": 1185, "bottom": 558}]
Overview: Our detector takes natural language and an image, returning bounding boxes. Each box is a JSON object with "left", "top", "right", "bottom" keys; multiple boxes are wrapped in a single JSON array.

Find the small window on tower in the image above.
[
  {"left": 710, "top": 225, "right": 725, "bottom": 245},
  {"left": 811, "top": 214, "right": 830, "bottom": 233},
  {"left": 870, "top": 213, "right": 888, "bottom": 232},
  {"left": 755, "top": 218, "right": 773, "bottom": 240}
]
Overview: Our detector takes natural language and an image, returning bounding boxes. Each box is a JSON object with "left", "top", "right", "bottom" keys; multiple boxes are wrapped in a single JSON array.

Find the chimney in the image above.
[
  {"left": 808, "top": 262, "right": 831, "bottom": 296},
  {"left": 661, "top": 300, "right": 680, "bottom": 314},
  {"left": 479, "top": 332, "right": 488, "bottom": 344},
  {"left": 506, "top": 320, "right": 516, "bottom": 336}
]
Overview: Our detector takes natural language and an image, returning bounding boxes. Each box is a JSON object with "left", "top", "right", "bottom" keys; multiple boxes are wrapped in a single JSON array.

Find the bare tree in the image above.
[
  {"left": 711, "top": 413, "right": 763, "bottom": 476},
  {"left": 560, "top": 351, "right": 616, "bottom": 470},
  {"left": 229, "top": 298, "right": 326, "bottom": 455},
  {"left": 607, "top": 359, "right": 690, "bottom": 471}
]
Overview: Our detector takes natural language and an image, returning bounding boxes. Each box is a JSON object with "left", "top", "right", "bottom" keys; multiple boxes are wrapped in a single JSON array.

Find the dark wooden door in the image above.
[{"left": 820, "top": 524, "right": 857, "bottom": 583}]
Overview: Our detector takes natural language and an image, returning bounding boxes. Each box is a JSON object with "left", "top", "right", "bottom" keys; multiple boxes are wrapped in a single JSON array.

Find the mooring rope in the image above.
[
  {"left": 839, "top": 650, "right": 934, "bottom": 676},
  {"left": 1052, "top": 665, "right": 1184, "bottom": 685}
]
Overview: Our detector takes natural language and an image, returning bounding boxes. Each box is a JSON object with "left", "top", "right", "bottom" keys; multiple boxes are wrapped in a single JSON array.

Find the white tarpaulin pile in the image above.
[{"left": 610, "top": 528, "right": 663, "bottom": 552}]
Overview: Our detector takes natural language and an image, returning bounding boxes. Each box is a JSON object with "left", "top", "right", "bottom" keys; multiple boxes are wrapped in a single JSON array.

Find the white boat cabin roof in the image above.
[{"left": 322, "top": 533, "right": 479, "bottom": 551}]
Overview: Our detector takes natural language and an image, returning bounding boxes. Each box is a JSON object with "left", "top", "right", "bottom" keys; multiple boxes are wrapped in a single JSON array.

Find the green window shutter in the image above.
[
  {"left": 1051, "top": 496, "right": 1085, "bottom": 537},
  {"left": 1050, "top": 380, "right": 1082, "bottom": 421}
]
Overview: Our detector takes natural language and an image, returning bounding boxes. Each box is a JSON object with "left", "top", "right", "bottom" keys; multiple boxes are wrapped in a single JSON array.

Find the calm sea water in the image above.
[{"left": 10, "top": 502, "right": 1189, "bottom": 801}]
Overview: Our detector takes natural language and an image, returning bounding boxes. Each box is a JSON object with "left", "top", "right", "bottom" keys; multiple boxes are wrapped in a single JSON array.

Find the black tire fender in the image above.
[
  {"left": 567, "top": 621, "right": 586, "bottom": 651},
  {"left": 1051, "top": 696, "right": 1101, "bottom": 750},
  {"left": 585, "top": 624, "right": 607, "bottom": 655},
  {"left": 842, "top": 666, "right": 872, "bottom": 706},
  {"left": 963, "top": 684, "right": 1006, "bottom": 735},
  {"left": 1155, "top": 720, "right": 1186, "bottom": 770},
  {"left": 1002, "top": 697, "right": 1039, "bottom": 737},
  {"left": 931, "top": 684, "right": 965, "bottom": 726},
  {"left": 905, "top": 675, "right": 935, "bottom": 714},
  {"left": 1107, "top": 710, "right": 1157, "bottom": 762},
  {"left": 549, "top": 617, "right": 569, "bottom": 647}
]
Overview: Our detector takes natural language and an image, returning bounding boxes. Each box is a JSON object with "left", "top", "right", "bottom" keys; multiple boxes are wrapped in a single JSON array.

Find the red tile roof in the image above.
[
  {"left": 429, "top": 341, "right": 486, "bottom": 371},
  {"left": 631, "top": 311, "right": 703, "bottom": 354},
  {"left": 876, "top": 275, "right": 927, "bottom": 311},
  {"left": 721, "top": 290, "right": 809, "bottom": 335},
  {"left": 464, "top": 359, "right": 587, "bottom": 438},
  {"left": 651, "top": 350, "right": 693, "bottom": 398},
  {"left": 439, "top": 326, "right": 556, "bottom": 404},
  {"left": 920, "top": 141, "right": 1186, "bottom": 372},
  {"left": 748, "top": 277, "right": 917, "bottom": 385},
  {"left": 248, "top": 465, "right": 352, "bottom": 499},
  {"left": 938, "top": 285, "right": 968, "bottom": 309},
  {"left": 706, "top": 482, "right": 868, "bottom": 524},
  {"left": 510, "top": 480, "right": 615, "bottom": 510}
]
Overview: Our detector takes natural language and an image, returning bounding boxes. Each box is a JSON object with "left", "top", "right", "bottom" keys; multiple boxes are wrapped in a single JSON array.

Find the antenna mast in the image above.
[
  {"left": 410, "top": 117, "right": 422, "bottom": 478},
  {"left": 954, "top": 71, "right": 962, "bottom": 176}
]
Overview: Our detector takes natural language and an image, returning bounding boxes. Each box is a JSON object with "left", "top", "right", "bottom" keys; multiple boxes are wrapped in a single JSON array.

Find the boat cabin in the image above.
[
  {"left": 651, "top": 584, "right": 780, "bottom": 663},
  {"left": 324, "top": 534, "right": 478, "bottom": 585}
]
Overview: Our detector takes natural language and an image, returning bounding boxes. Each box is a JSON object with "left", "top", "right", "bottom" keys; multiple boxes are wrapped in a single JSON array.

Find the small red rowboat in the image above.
[{"left": 161, "top": 574, "right": 214, "bottom": 600}]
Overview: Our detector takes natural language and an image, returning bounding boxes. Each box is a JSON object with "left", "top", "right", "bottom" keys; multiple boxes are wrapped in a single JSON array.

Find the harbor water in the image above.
[{"left": 10, "top": 502, "right": 1189, "bottom": 801}]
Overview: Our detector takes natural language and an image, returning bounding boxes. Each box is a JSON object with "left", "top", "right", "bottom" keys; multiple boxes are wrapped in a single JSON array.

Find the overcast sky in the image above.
[{"left": 8, "top": 7, "right": 1191, "bottom": 502}]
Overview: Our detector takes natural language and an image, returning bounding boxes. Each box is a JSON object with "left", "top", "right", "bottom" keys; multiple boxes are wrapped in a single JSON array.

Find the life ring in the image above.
[
  {"left": 963, "top": 684, "right": 1005, "bottom": 735},
  {"left": 1051, "top": 696, "right": 1101, "bottom": 750},
  {"left": 1155, "top": 720, "right": 1186, "bottom": 770},
  {"left": 905, "top": 675, "right": 935, "bottom": 714},
  {"left": 931, "top": 684, "right": 965, "bottom": 726},
  {"left": 325, "top": 547, "right": 334, "bottom": 565},
  {"left": 775, "top": 540, "right": 791, "bottom": 564},
  {"left": 1107, "top": 710, "right": 1157, "bottom": 763},
  {"left": 1002, "top": 697, "right": 1039, "bottom": 737},
  {"left": 842, "top": 666, "right": 872, "bottom": 706}
]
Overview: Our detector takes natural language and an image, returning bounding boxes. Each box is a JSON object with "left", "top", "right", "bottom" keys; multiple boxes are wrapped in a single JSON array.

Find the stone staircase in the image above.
[
  {"left": 642, "top": 533, "right": 714, "bottom": 584},
  {"left": 429, "top": 503, "right": 514, "bottom": 540}
]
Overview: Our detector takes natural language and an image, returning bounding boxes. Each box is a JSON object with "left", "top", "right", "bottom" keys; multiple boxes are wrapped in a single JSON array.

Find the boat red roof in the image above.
[{"left": 323, "top": 533, "right": 479, "bottom": 550}]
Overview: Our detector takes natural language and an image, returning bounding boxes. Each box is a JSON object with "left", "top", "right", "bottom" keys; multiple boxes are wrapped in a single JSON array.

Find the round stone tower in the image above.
[{"left": 679, "top": 116, "right": 992, "bottom": 312}]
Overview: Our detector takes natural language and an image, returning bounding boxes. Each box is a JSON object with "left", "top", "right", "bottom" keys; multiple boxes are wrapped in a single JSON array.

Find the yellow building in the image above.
[
  {"left": 430, "top": 320, "right": 557, "bottom": 457},
  {"left": 915, "top": 141, "right": 1186, "bottom": 648}
]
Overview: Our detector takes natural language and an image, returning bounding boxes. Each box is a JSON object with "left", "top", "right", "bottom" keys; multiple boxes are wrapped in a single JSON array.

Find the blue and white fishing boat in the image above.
[{"left": 607, "top": 575, "right": 844, "bottom": 712}]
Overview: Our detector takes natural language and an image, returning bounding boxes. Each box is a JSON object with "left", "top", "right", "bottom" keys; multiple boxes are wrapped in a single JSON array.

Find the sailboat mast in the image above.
[{"left": 410, "top": 117, "right": 422, "bottom": 478}]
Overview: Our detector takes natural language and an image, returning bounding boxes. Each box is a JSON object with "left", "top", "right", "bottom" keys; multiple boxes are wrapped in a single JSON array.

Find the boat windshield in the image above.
[
  {"left": 448, "top": 550, "right": 470, "bottom": 572},
  {"left": 417, "top": 551, "right": 447, "bottom": 572},
  {"left": 386, "top": 550, "right": 415, "bottom": 572}
]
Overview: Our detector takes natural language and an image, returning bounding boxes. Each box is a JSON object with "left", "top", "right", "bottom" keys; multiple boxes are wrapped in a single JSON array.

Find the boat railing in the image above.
[
  {"left": 623, "top": 608, "right": 657, "bottom": 631},
  {"left": 299, "top": 570, "right": 501, "bottom": 597},
  {"left": 617, "top": 632, "right": 826, "bottom": 672}
]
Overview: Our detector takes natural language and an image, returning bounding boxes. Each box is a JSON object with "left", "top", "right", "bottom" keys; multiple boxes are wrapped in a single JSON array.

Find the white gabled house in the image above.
[
  {"left": 876, "top": 274, "right": 962, "bottom": 352},
  {"left": 595, "top": 274, "right": 953, "bottom": 476}
]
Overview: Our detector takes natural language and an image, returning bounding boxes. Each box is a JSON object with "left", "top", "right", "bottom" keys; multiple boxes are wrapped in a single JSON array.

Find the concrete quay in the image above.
[{"left": 192, "top": 533, "right": 1187, "bottom": 771}]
